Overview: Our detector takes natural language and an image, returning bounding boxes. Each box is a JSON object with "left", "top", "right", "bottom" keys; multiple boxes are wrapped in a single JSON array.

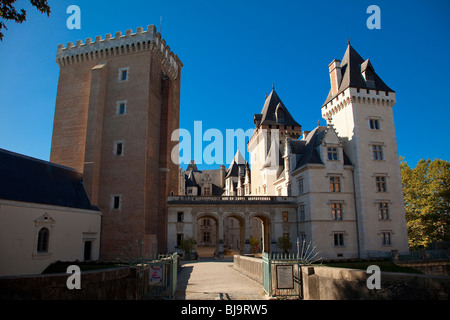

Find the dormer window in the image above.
[
  {"left": 327, "top": 147, "right": 338, "bottom": 160},
  {"left": 276, "top": 107, "right": 284, "bottom": 124}
]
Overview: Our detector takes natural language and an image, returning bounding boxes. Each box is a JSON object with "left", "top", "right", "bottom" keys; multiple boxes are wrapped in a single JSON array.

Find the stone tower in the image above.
[
  {"left": 321, "top": 43, "right": 408, "bottom": 257},
  {"left": 248, "top": 87, "right": 302, "bottom": 196},
  {"left": 50, "top": 25, "right": 182, "bottom": 259}
]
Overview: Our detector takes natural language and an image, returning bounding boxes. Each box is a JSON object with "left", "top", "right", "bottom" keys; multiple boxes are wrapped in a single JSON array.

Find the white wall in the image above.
[{"left": 0, "top": 200, "right": 102, "bottom": 276}]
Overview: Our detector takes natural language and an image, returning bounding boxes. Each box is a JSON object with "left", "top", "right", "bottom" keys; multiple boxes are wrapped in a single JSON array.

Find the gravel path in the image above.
[{"left": 175, "top": 257, "right": 269, "bottom": 300}]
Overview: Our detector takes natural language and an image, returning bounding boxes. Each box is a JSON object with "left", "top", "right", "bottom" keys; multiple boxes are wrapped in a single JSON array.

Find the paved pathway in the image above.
[{"left": 175, "top": 257, "right": 269, "bottom": 300}]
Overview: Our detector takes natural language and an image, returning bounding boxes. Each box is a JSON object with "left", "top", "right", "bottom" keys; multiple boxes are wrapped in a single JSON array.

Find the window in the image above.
[
  {"left": 327, "top": 147, "right": 338, "bottom": 160},
  {"left": 203, "top": 232, "right": 211, "bottom": 242},
  {"left": 369, "top": 118, "right": 380, "bottom": 130},
  {"left": 116, "top": 101, "right": 127, "bottom": 115},
  {"left": 376, "top": 176, "right": 387, "bottom": 192},
  {"left": 177, "top": 234, "right": 184, "bottom": 247},
  {"left": 372, "top": 145, "right": 384, "bottom": 160},
  {"left": 381, "top": 232, "right": 392, "bottom": 246},
  {"left": 287, "top": 184, "right": 291, "bottom": 195},
  {"left": 282, "top": 211, "right": 288, "bottom": 222},
  {"left": 334, "top": 233, "right": 344, "bottom": 246},
  {"left": 37, "top": 227, "right": 49, "bottom": 253},
  {"left": 378, "top": 202, "right": 390, "bottom": 220},
  {"left": 177, "top": 212, "right": 184, "bottom": 222},
  {"left": 331, "top": 203, "right": 343, "bottom": 220},
  {"left": 114, "top": 141, "right": 124, "bottom": 156},
  {"left": 329, "top": 176, "right": 341, "bottom": 192},
  {"left": 111, "top": 195, "right": 121, "bottom": 210},
  {"left": 298, "top": 178, "right": 304, "bottom": 194},
  {"left": 118, "top": 68, "right": 129, "bottom": 82},
  {"left": 298, "top": 204, "right": 306, "bottom": 221},
  {"left": 276, "top": 108, "right": 284, "bottom": 124},
  {"left": 202, "top": 185, "right": 211, "bottom": 196}
]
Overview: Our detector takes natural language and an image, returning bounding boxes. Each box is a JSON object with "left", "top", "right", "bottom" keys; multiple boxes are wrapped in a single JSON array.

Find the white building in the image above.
[
  {"left": 168, "top": 43, "right": 409, "bottom": 259},
  {"left": 0, "top": 149, "right": 102, "bottom": 276}
]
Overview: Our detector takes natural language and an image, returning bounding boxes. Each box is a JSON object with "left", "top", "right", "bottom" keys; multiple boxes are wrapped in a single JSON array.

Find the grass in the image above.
[{"left": 321, "top": 260, "right": 423, "bottom": 274}]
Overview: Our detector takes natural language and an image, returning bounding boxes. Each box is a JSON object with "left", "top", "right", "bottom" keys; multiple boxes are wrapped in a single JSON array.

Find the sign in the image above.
[
  {"left": 276, "top": 265, "right": 294, "bottom": 289},
  {"left": 150, "top": 266, "right": 163, "bottom": 285}
]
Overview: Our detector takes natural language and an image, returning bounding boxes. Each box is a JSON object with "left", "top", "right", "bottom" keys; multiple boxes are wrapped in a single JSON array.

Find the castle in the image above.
[
  {"left": 49, "top": 26, "right": 408, "bottom": 260},
  {"left": 170, "top": 42, "right": 409, "bottom": 259}
]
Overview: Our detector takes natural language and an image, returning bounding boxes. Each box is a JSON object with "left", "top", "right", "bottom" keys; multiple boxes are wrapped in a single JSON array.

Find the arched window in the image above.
[
  {"left": 37, "top": 227, "right": 49, "bottom": 253},
  {"left": 276, "top": 108, "right": 284, "bottom": 124}
]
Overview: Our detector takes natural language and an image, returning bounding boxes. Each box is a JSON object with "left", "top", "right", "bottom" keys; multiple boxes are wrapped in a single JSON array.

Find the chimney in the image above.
[
  {"left": 219, "top": 165, "right": 226, "bottom": 189},
  {"left": 328, "top": 59, "right": 342, "bottom": 96}
]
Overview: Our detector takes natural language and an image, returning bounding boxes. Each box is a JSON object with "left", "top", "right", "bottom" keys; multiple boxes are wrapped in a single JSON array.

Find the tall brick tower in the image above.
[{"left": 50, "top": 25, "right": 182, "bottom": 259}]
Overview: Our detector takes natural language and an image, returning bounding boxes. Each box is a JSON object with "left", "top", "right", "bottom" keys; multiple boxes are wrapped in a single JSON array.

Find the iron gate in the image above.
[{"left": 263, "top": 252, "right": 302, "bottom": 299}]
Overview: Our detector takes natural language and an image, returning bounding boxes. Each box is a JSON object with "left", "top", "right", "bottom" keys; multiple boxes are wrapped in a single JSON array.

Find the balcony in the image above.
[{"left": 167, "top": 195, "right": 297, "bottom": 205}]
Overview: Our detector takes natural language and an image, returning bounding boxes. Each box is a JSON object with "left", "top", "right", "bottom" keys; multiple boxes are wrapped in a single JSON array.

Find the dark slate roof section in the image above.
[
  {"left": 291, "top": 127, "right": 353, "bottom": 170},
  {"left": 257, "top": 89, "right": 301, "bottom": 127},
  {"left": 323, "top": 44, "right": 395, "bottom": 106},
  {"left": 0, "top": 149, "right": 99, "bottom": 211},
  {"left": 184, "top": 169, "right": 224, "bottom": 196}
]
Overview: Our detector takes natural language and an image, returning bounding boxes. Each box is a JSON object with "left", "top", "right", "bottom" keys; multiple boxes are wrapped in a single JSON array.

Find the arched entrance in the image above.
[
  {"left": 190, "top": 210, "right": 273, "bottom": 259},
  {"left": 250, "top": 213, "right": 271, "bottom": 254},
  {"left": 195, "top": 213, "right": 219, "bottom": 258}
]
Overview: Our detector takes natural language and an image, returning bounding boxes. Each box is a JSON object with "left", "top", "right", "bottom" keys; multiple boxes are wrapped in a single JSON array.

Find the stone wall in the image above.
[
  {"left": 0, "top": 266, "right": 149, "bottom": 300},
  {"left": 232, "top": 255, "right": 450, "bottom": 300},
  {"left": 302, "top": 266, "right": 450, "bottom": 300},
  {"left": 233, "top": 255, "right": 263, "bottom": 284}
]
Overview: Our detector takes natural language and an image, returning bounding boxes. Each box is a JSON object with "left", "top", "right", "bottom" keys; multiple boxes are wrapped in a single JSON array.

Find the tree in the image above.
[
  {"left": 277, "top": 235, "right": 292, "bottom": 254},
  {"left": 401, "top": 158, "right": 450, "bottom": 249},
  {"left": 179, "top": 236, "right": 195, "bottom": 260},
  {"left": 0, "top": 0, "right": 51, "bottom": 41}
]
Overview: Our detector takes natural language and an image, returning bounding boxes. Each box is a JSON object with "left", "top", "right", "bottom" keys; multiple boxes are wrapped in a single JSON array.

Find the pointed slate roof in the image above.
[
  {"left": 323, "top": 43, "right": 395, "bottom": 106},
  {"left": 226, "top": 150, "right": 246, "bottom": 178},
  {"left": 0, "top": 148, "right": 99, "bottom": 211},
  {"left": 254, "top": 89, "right": 301, "bottom": 128}
]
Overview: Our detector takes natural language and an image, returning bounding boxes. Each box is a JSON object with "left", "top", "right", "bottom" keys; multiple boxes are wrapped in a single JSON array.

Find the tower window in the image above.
[
  {"left": 116, "top": 101, "right": 127, "bottom": 115},
  {"left": 276, "top": 108, "right": 284, "bottom": 124},
  {"left": 378, "top": 202, "right": 390, "bottom": 220},
  {"left": 381, "top": 232, "right": 392, "bottom": 246},
  {"left": 329, "top": 176, "right": 341, "bottom": 192},
  {"left": 114, "top": 141, "right": 124, "bottom": 156},
  {"left": 331, "top": 203, "right": 343, "bottom": 220},
  {"left": 327, "top": 147, "right": 338, "bottom": 160},
  {"left": 118, "top": 67, "right": 129, "bottom": 82},
  {"left": 369, "top": 118, "right": 380, "bottom": 130},
  {"left": 334, "top": 233, "right": 344, "bottom": 246},
  {"left": 111, "top": 194, "right": 122, "bottom": 210},
  {"left": 375, "top": 176, "right": 387, "bottom": 192},
  {"left": 372, "top": 145, "right": 384, "bottom": 160}
]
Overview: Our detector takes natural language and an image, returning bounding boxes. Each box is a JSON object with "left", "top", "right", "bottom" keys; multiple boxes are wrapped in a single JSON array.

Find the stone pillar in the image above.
[
  {"left": 217, "top": 214, "right": 224, "bottom": 259},
  {"left": 244, "top": 214, "right": 251, "bottom": 254}
]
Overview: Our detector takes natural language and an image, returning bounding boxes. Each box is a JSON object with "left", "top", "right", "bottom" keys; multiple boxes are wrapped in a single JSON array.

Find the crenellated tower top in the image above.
[{"left": 56, "top": 25, "right": 182, "bottom": 80}]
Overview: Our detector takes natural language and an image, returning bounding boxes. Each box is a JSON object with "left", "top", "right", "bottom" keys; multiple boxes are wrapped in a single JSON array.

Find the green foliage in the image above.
[
  {"left": 0, "top": 0, "right": 51, "bottom": 41},
  {"left": 179, "top": 236, "right": 195, "bottom": 254},
  {"left": 249, "top": 236, "right": 259, "bottom": 253},
  {"left": 277, "top": 235, "right": 292, "bottom": 253},
  {"left": 401, "top": 158, "right": 450, "bottom": 249}
]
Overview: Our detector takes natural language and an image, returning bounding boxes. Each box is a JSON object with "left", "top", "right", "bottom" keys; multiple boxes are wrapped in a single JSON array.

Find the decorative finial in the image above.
[
  {"left": 265, "top": 93, "right": 268, "bottom": 99},
  {"left": 272, "top": 82, "right": 275, "bottom": 90},
  {"left": 347, "top": 39, "right": 351, "bottom": 46},
  {"left": 317, "top": 120, "right": 321, "bottom": 126}
]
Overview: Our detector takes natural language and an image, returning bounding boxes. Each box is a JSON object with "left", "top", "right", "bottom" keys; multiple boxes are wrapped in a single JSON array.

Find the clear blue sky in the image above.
[{"left": 1, "top": 0, "right": 449, "bottom": 171}]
